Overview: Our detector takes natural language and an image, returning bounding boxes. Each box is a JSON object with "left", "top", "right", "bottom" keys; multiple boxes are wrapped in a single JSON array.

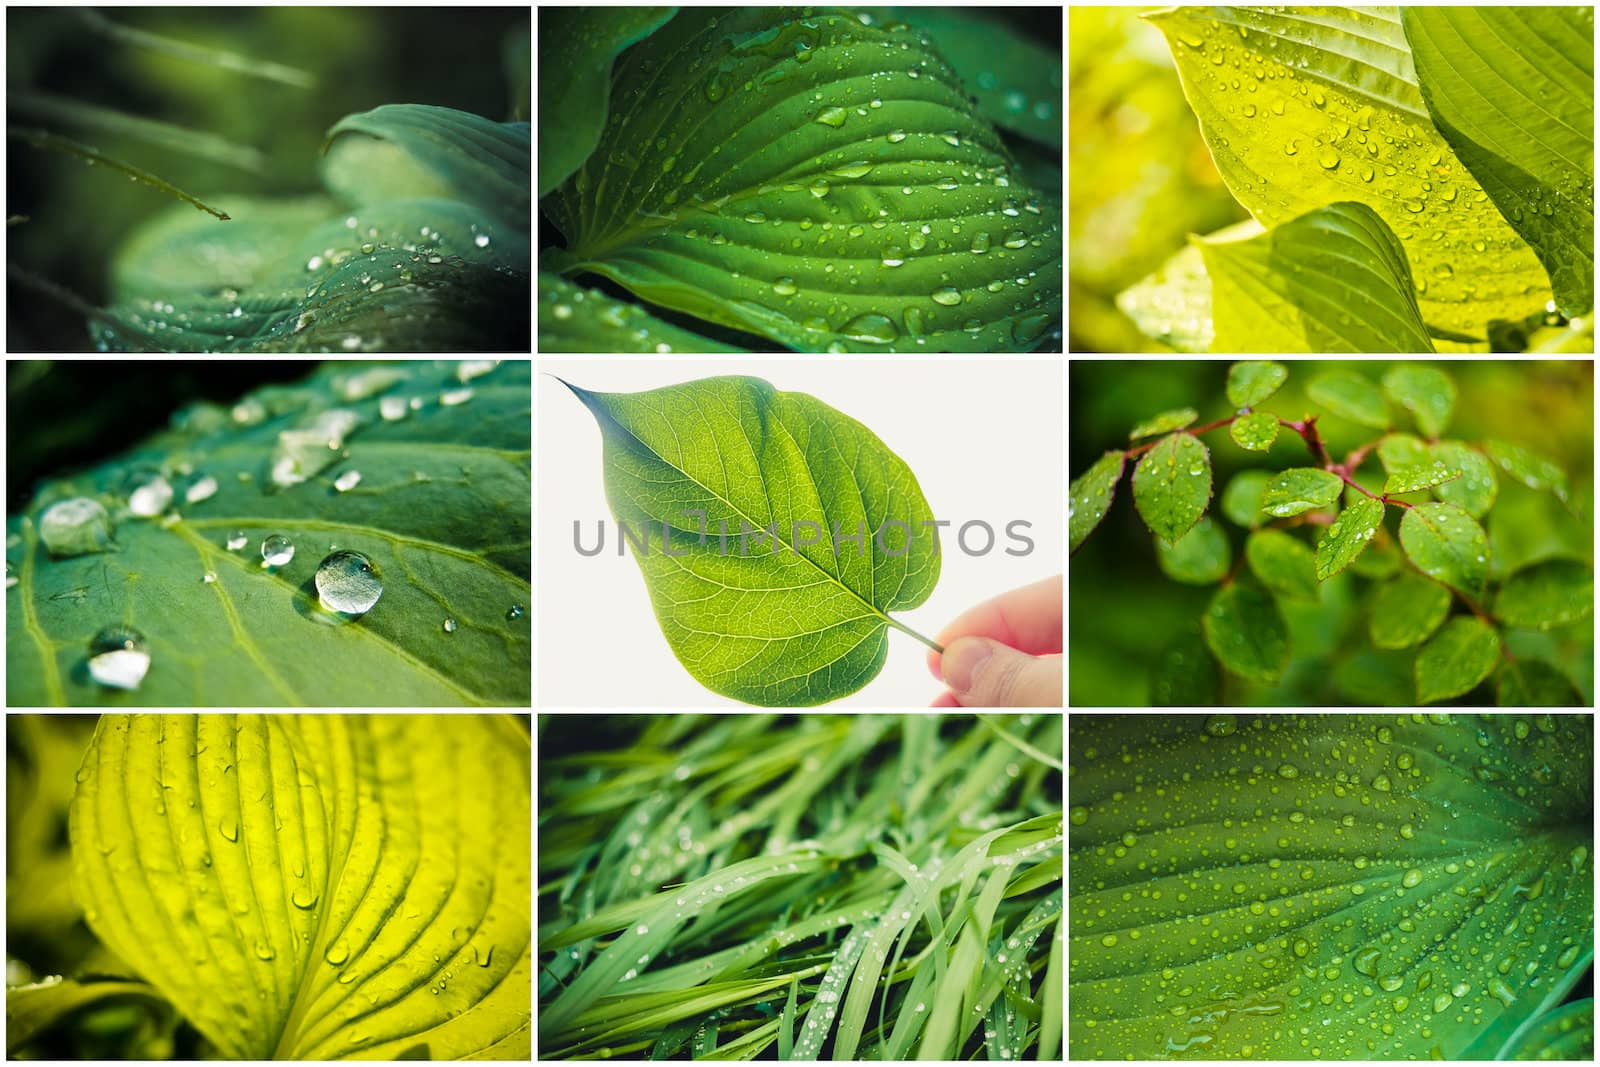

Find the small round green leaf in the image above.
[
  {"left": 1495, "top": 659, "right": 1585, "bottom": 707},
  {"left": 1130, "top": 407, "right": 1199, "bottom": 440},
  {"left": 1384, "top": 461, "right": 1462, "bottom": 495},
  {"left": 1398, "top": 502, "right": 1489, "bottom": 600},
  {"left": 1307, "top": 370, "right": 1391, "bottom": 429},
  {"left": 1230, "top": 411, "right": 1280, "bottom": 452},
  {"left": 1382, "top": 365, "right": 1457, "bottom": 438},
  {"left": 1484, "top": 439, "right": 1571, "bottom": 501},
  {"left": 1495, "top": 558, "right": 1594, "bottom": 630},
  {"left": 1070, "top": 451, "right": 1126, "bottom": 554},
  {"left": 1415, "top": 616, "right": 1501, "bottom": 703},
  {"left": 1316, "top": 496, "right": 1386, "bottom": 581},
  {"left": 1430, "top": 442, "right": 1498, "bottom": 516},
  {"left": 1245, "top": 529, "right": 1318, "bottom": 601},
  {"left": 1220, "top": 470, "right": 1271, "bottom": 529},
  {"left": 1226, "top": 360, "right": 1288, "bottom": 408},
  {"left": 1202, "top": 582, "right": 1289, "bottom": 683},
  {"left": 1369, "top": 571, "right": 1453, "bottom": 649},
  {"left": 1151, "top": 627, "right": 1220, "bottom": 706},
  {"left": 1156, "top": 517, "right": 1232, "bottom": 585},
  {"left": 1262, "top": 467, "right": 1344, "bottom": 518},
  {"left": 1133, "top": 434, "right": 1212, "bottom": 546},
  {"left": 1376, "top": 432, "right": 1430, "bottom": 473}
]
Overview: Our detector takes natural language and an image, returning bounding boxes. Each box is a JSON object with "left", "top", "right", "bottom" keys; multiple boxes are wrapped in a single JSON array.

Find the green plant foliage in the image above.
[
  {"left": 1500, "top": 997, "right": 1594, "bottom": 1060},
  {"left": 566, "top": 375, "right": 939, "bottom": 706},
  {"left": 1069, "top": 713, "right": 1594, "bottom": 1059},
  {"left": 540, "top": 7, "right": 1062, "bottom": 352},
  {"left": 538, "top": 713, "right": 1063, "bottom": 1061},
  {"left": 6, "top": 977, "right": 175, "bottom": 1058},
  {"left": 69, "top": 714, "right": 531, "bottom": 1059},
  {"left": 1069, "top": 360, "right": 1593, "bottom": 706},
  {"left": 1229, "top": 411, "right": 1278, "bottom": 452},
  {"left": 537, "top": 271, "right": 746, "bottom": 353},
  {"left": 6, "top": 361, "right": 531, "bottom": 706},
  {"left": 1129, "top": 407, "right": 1197, "bottom": 440}
]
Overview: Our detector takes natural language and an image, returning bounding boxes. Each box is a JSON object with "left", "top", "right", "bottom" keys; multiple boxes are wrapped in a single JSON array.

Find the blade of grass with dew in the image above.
[
  {"left": 9, "top": 128, "right": 231, "bottom": 219},
  {"left": 1039, "top": 915, "right": 1063, "bottom": 1060},
  {"left": 76, "top": 8, "right": 315, "bottom": 88},
  {"left": 779, "top": 974, "right": 799, "bottom": 1059}
]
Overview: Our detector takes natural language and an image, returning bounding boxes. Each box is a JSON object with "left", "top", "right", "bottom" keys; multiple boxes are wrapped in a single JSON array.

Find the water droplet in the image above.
[
  {"left": 126, "top": 473, "right": 174, "bottom": 517},
  {"left": 325, "top": 942, "right": 349, "bottom": 965},
  {"left": 359, "top": 242, "right": 375, "bottom": 255},
  {"left": 220, "top": 817, "right": 239, "bottom": 842},
  {"left": 292, "top": 886, "right": 319, "bottom": 910},
  {"left": 1277, "top": 763, "right": 1298, "bottom": 778},
  {"left": 333, "top": 470, "right": 362, "bottom": 493},
  {"left": 838, "top": 312, "right": 898, "bottom": 344},
  {"left": 815, "top": 106, "right": 847, "bottom": 127},
  {"left": 315, "top": 550, "right": 383, "bottom": 615},
  {"left": 87, "top": 626, "right": 151, "bottom": 689},
  {"left": 1243, "top": 103, "right": 1257, "bottom": 117},
  {"left": 39, "top": 498, "right": 114, "bottom": 557},
  {"left": 442, "top": 617, "right": 457, "bottom": 633},
  {"left": 769, "top": 275, "right": 799, "bottom": 297},
  {"left": 1318, "top": 149, "right": 1340, "bottom": 170},
  {"left": 1101, "top": 933, "right": 1118, "bottom": 947},
  {"left": 970, "top": 231, "right": 991, "bottom": 254},
  {"left": 931, "top": 286, "right": 962, "bottom": 306},
  {"left": 882, "top": 246, "right": 906, "bottom": 267},
  {"left": 261, "top": 535, "right": 295, "bottom": 567},
  {"left": 1402, "top": 868, "right": 1423, "bottom": 888},
  {"left": 440, "top": 387, "right": 473, "bottom": 406},
  {"left": 253, "top": 940, "right": 274, "bottom": 961},
  {"left": 809, "top": 179, "right": 830, "bottom": 198},
  {"left": 885, "top": 129, "right": 907, "bottom": 144},
  {"left": 1372, "top": 774, "right": 1392, "bottom": 792},
  {"left": 506, "top": 603, "right": 525, "bottom": 621},
  {"left": 1488, "top": 977, "right": 1517, "bottom": 1006},
  {"left": 1404, "top": 199, "right": 1424, "bottom": 213}
]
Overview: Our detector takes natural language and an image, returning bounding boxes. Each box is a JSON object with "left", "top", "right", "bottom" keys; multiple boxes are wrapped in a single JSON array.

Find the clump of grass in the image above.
[{"left": 537, "top": 714, "right": 1063, "bottom": 1060}]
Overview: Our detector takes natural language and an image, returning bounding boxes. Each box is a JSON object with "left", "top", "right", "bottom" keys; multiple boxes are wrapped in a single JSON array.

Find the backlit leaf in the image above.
[
  {"left": 1484, "top": 439, "right": 1572, "bottom": 502},
  {"left": 70, "top": 714, "right": 532, "bottom": 1059},
  {"left": 1245, "top": 529, "right": 1318, "bottom": 601},
  {"left": 1307, "top": 370, "right": 1392, "bottom": 429},
  {"left": 1201, "top": 583, "right": 1288, "bottom": 682},
  {"left": 1225, "top": 360, "right": 1288, "bottom": 408},
  {"left": 4, "top": 977, "right": 170, "bottom": 1054},
  {"left": 1495, "top": 558, "right": 1595, "bottom": 631},
  {"left": 1384, "top": 461, "right": 1461, "bottom": 495},
  {"left": 1398, "top": 502, "right": 1490, "bottom": 599},
  {"left": 1382, "top": 364, "right": 1456, "bottom": 438},
  {"left": 1369, "top": 570, "right": 1452, "bottom": 649},
  {"left": 1229, "top": 411, "right": 1278, "bottom": 452},
  {"left": 543, "top": 8, "right": 1061, "bottom": 353},
  {"left": 1495, "top": 658, "right": 1585, "bottom": 708},
  {"left": 567, "top": 375, "right": 939, "bottom": 705},
  {"left": 1070, "top": 451, "right": 1125, "bottom": 554},
  {"left": 1261, "top": 467, "right": 1343, "bottom": 519},
  {"left": 1069, "top": 713, "right": 1594, "bottom": 1059},
  {"left": 1315, "top": 495, "right": 1386, "bottom": 581},
  {"left": 1133, "top": 434, "right": 1211, "bottom": 546},
  {"left": 1130, "top": 407, "right": 1198, "bottom": 440},
  {"left": 1414, "top": 616, "right": 1500, "bottom": 702},
  {"left": 1429, "top": 441, "right": 1498, "bottom": 516},
  {"left": 1156, "top": 517, "right": 1231, "bottom": 586}
]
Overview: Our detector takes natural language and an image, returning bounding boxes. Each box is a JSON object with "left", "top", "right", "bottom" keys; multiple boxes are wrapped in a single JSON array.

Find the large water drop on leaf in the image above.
[
  {"left": 315, "top": 550, "right": 382, "bottom": 615},
  {"left": 87, "top": 626, "right": 151, "bottom": 690},
  {"left": 39, "top": 497, "right": 115, "bottom": 558}
]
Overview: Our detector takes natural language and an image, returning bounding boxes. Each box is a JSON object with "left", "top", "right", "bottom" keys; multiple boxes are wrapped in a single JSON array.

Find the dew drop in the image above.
[
  {"left": 220, "top": 817, "right": 239, "bottom": 842},
  {"left": 127, "top": 473, "right": 174, "bottom": 517},
  {"left": 87, "top": 626, "right": 151, "bottom": 690},
  {"left": 226, "top": 531, "right": 248, "bottom": 551},
  {"left": 814, "top": 106, "right": 847, "bottom": 127},
  {"left": 930, "top": 286, "right": 962, "bottom": 306},
  {"left": 261, "top": 535, "right": 295, "bottom": 567},
  {"left": 315, "top": 550, "right": 383, "bottom": 615},
  {"left": 40, "top": 498, "right": 114, "bottom": 557},
  {"left": 443, "top": 617, "right": 458, "bottom": 633},
  {"left": 506, "top": 603, "right": 525, "bottom": 621}
]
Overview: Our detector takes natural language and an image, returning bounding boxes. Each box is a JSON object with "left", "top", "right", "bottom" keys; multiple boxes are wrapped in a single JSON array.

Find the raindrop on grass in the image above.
[{"left": 88, "top": 626, "right": 151, "bottom": 690}]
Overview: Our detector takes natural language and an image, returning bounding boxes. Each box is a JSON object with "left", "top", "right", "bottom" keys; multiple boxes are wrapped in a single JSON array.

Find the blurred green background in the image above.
[
  {"left": 1069, "top": 360, "right": 1595, "bottom": 706},
  {"left": 7, "top": 6, "right": 530, "bottom": 351}
]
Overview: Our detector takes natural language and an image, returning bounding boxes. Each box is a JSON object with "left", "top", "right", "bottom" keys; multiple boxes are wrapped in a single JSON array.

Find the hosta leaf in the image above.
[
  {"left": 1261, "top": 467, "right": 1343, "bottom": 519},
  {"left": 1402, "top": 7, "right": 1595, "bottom": 317},
  {"left": 1501, "top": 997, "right": 1595, "bottom": 1060},
  {"left": 1415, "top": 616, "right": 1500, "bottom": 702},
  {"left": 1307, "top": 370, "right": 1392, "bottom": 429},
  {"left": 1229, "top": 411, "right": 1278, "bottom": 452},
  {"left": 1146, "top": 6, "right": 1553, "bottom": 336},
  {"left": 1132, "top": 434, "right": 1211, "bottom": 546},
  {"left": 1430, "top": 441, "right": 1497, "bottom": 516},
  {"left": 1495, "top": 558, "right": 1595, "bottom": 631},
  {"left": 1069, "top": 714, "right": 1594, "bottom": 1059},
  {"left": 538, "top": 271, "right": 745, "bottom": 353},
  {"left": 69, "top": 714, "right": 531, "bottom": 1059},
  {"left": 1115, "top": 224, "right": 1251, "bottom": 353},
  {"left": 1369, "top": 570, "right": 1452, "bottom": 649},
  {"left": 1398, "top": 501, "right": 1490, "bottom": 600},
  {"left": 1201, "top": 582, "right": 1288, "bottom": 682},
  {"left": 1069, "top": 451, "right": 1125, "bottom": 554},
  {"left": 567, "top": 375, "right": 939, "bottom": 705},
  {"left": 543, "top": 8, "right": 1061, "bottom": 353},
  {"left": 1220, "top": 469, "right": 1271, "bottom": 529},
  {"left": 1156, "top": 517, "right": 1231, "bottom": 586},
  {"left": 5, "top": 977, "right": 171, "bottom": 1054},
  {"left": 1245, "top": 529, "right": 1318, "bottom": 601},
  {"left": 1382, "top": 364, "right": 1457, "bottom": 438},
  {"left": 1484, "top": 439, "right": 1571, "bottom": 502},
  {"left": 1200, "top": 202, "right": 1435, "bottom": 353},
  {"left": 1226, "top": 360, "right": 1288, "bottom": 408},
  {"left": 1315, "top": 495, "right": 1386, "bottom": 581},
  {"left": 5, "top": 361, "right": 531, "bottom": 706},
  {"left": 1129, "top": 407, "right": 1198, "bottom": 440},
  {"left": 1496, "top": 658, "right": 1585, "bottom": 708},
  {"left": 536, "top": 7, "right": 680, "bottom": 197},
  {"left": 1384, "top": 460, "right": 1461, "bottom": 495}
]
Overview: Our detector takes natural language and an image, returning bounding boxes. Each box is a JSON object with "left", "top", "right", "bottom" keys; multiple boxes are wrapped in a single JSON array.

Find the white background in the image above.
[{"left": 538, "top": 357, "right": 1064, "bottom": 707}]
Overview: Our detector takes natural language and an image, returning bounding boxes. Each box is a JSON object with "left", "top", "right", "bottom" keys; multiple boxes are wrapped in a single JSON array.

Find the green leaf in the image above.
[
  {"left": 1156, "top": 517, "right": 1231, "bottom": 585},
  {"left": 1429, "top": 441, "right": 1498, "bottom": 516},
  {"left": 1501, "top": 997, "right": 1594, "bottom": 1060},
  {"left": 1201, "top": 582, "right": 1288, "bottom": 682},
  {"left": 1402, "top": 7, "right": 1595, "bottom": 317},
  {"left": 1415, "top": 616, "right": 1501, "bottom": 702},
  {"left": 566, "top": 375, "right": 939, "bottom": 705},
  {"left": 1307, "top": 370, "right": 1392, "bottom": 429},
  {"left": 1129, "top": 407, "right": 1198, "bottom": 440},
  {"left": 1245, "top": 529, "right": 1318, "bottom": 601},
  {"left": 1350, "top": 535, "right": 1404, "bottom": 581},
  {"left": 1495, "top": 558, "right": 1594, "bottom": 631},
  {"left": 69, "top": 714, "right": 532, "bottom": 1059},
  {"left": 6, "top": 977, "right": 169, "bottom": 1055},
  {"left": 1315, "top": 496, "right": 1386, "bottom": 581},
  {"left": 1069, "top": 714, "right": 1594, "bottom": 1059},
  {"left": 1485, "top": 439, "right": 1572, "bottom": 502},
  {"left": 537, "top": 7, "right": 679, "bottom": 197},
  {"left": 1132, "top": 434, "right": 1211, "bottom": 546},
  {"left": 1369, "top": 571, "right": 1452, "bottom": 649},
  {"left": 1229, "top": 411, "right": 1279, "bottom": 452},
  {"left": 1376, "top": 432, "right": 1430, "bottom": 473},
  {"left": 542, "top": 8, "right": 1060, "bottom": 353},
  {"left": 1381, "top": 364, "right": 1457, "bottom": 438},
  {"left": 1146, "top": 6, "right": 1553, "bottom": 336},
  {"left": 1150, "top": 626, "right": 1219, "bottom": 706},
  {"left": 538, "top": 271, "right": 745, "bottom": 353},
  {"left": 1261, "top": 467, "right": 1343, "bottom": 519},
  {"left": 1200, "top": 202, "right": 1435, "bottom": 353},
  {"left": 1070, "top": 451, "right": 1126, "bottom": 554},
  {"left": 5, "top": 361, "right": 531, "bottom": 706},
  {"left": 1220, "top": 470, "right": 1271, "bottom": 529},
  {"left": 1496, "top": 659, "right": 1585, "bottom": 708},
  {"left": 1226, "top": 360, "right": 1288, "bottom": 408},
  {"left": 1398, "top": 502, "right": 1490, "bottom": 599},
  {"left": 1384, "top": 461, "right": 1462, "bottom": 495},
  {"left": 1115, "top": 225, "right": 1245, "bottom": 353},
  {"left": 1335, "top": 648, "right": 1416, "bottom": 705}
]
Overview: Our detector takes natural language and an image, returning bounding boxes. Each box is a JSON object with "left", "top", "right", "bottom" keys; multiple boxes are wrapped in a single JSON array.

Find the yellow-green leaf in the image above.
[
  {"left": 1495, "top": 558, "right": 1594, "bottom": 631},
  {"left": 1229, "top": 411, "right": 1279, "bottom": 452},
  {"left": 1226, "top": 360, "right": 1288, "bottom": 408},
  {"left": 1130, "top": 407, "right": 1198, "bottom": 440},
  {"left": 1308, "top": 369, "right": 1392, "bottom": 429}
]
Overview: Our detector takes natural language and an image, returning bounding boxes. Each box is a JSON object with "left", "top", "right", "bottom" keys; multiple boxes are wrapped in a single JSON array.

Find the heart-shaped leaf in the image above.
[
  {"left": 1070, "top": 713, "right": 1594, "bottom": 1059},
  {"left": 69, "top": 714, "right": 531, "bottom": 1059},
  {"left": 567, "top": 375, "right": 940, "bottom": 705},
  {"left": 542, "top": 8, "right": 1061, "bottom": 352},
  {"left": 5, "top": 361, "right": 530, "bottom": 706}
]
